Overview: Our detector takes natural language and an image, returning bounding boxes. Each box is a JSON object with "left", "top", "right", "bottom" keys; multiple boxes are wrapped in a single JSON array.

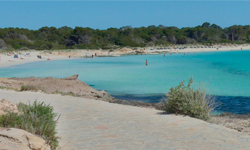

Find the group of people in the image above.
[{"left": 85, "top": 53, "right": 97, "bottom": 59}]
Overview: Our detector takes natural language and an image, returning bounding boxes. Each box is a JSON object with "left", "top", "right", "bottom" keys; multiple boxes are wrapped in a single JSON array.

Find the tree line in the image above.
[{"left": 0, "top": 22, "right": 250, "bottom": 50}]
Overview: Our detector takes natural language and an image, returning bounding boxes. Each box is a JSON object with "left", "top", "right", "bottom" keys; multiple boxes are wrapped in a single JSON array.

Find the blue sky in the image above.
[{"left": 0, "top": 1, "right": 249, "bottom": 30}]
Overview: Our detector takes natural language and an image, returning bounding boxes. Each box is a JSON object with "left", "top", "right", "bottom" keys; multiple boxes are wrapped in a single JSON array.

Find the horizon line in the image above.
[{"left": 0, "top": 23, "right": 249, "bottom": 30}]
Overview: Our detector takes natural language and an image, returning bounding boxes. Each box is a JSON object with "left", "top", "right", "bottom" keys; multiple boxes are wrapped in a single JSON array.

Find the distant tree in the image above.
[
  {"left": 120, "top": 26, "right": 133, "bottom": 31},
  {"left": 210, "top": 24, "right": 222, "bottom": 29},
  {"left": 202, "top": 22, "right": 211, "bottom": 28}
]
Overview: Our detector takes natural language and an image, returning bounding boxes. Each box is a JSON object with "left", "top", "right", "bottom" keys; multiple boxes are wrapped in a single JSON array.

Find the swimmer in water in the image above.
[{"left": 145, "top": 59, "right": 148, "bottom": 66}]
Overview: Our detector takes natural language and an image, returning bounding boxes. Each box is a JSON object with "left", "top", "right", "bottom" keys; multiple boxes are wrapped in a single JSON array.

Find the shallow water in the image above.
[{"left": 1, "top": 51, "right": 250, "bottom": 114}]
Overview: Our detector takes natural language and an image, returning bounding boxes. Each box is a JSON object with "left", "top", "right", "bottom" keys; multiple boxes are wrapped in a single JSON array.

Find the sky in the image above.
[{"left": 0, "top": 1, "right": 250, "bottom": 30}]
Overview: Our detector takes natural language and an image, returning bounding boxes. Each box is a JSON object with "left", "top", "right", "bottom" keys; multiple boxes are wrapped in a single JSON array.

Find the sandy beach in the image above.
[
  {"left": 0, "top": 44, "right": 249, "bottom": 68},
  {"left": 144, "top": 44, "right": 250, "bottom": 53}
]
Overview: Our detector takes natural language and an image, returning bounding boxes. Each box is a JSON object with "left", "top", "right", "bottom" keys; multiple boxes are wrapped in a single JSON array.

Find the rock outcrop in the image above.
[
  {"left": 0, "top": 128, "right": 50, "bottom": 150},
  {"left": 210, "top": 113, "right": 250, "bottom": 135},
  {"left": 64, "top": 74, "right": 79, "bottom": 80},
  {"left": 0, "top": 99, "right": 19, "bottom": 115},
  {"left": 0, "top": 99, "right": 50, "bottom": 150},
  {"left": 0, "top": 75, "right": 115, "bottom": 102}
]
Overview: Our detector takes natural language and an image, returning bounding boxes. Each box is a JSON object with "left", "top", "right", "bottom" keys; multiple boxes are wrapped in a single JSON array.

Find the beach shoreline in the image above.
[
  {"left": 0, "top": 44, "right": 250, "bottom": 68},
  {"left": 0, "top": 75, "right": 250, "bottom": 145}
]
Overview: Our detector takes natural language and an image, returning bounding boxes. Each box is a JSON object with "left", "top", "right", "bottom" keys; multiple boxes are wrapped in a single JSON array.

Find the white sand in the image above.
[
  {"left": 0, "top": 51, "right": 68, "bottom": 68},
  {"left": 0, "top": 50, "right": 109, "bottom": 68},
  {"left": 1, "top": 45, "right": 250, "bottom": 68},
  {"left": 144, "top": 44, "right": 250, "bottom": 53}
]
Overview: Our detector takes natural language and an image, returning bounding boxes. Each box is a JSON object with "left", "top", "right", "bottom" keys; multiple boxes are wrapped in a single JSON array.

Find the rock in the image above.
[
  {"left": 63, "top": 74, "right": 79, "bottom": 80},
  {"left": 210, "top": 113, "right": 250, "bottom": 135},
  {"left": 26, "top": 133, "right": 49, "bottom": 150},
  {"left": 0, "top": 128, "right": 51, "bottom": 150},
  {"left": 0, "top": 75, "right": 115, "bottom": 101},
  {"left": 0, "top": 99, "right": 18, "bottom": 115},
  {"left": 0, "top": 39, "right": 7, "bottom": 50}
]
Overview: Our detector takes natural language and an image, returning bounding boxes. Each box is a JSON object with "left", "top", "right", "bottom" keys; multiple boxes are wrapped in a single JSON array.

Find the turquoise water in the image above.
[{"left": 1, "top": 51, "right": 250, "bottom": 114}]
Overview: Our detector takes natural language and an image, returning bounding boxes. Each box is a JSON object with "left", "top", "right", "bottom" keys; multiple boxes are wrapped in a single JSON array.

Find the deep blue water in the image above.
[
  {"left": 113, "top": 94, "right": 250, "bottom": 114},
  {"left": 1, "top": 50, "right": 250, "bottom": 114}
]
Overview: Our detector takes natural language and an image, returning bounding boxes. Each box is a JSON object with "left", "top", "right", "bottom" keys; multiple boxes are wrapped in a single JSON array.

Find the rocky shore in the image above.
[
  {"left": 0, "top": 74, "right": 114, "bottom": 102},
  {"left": 0, "top": 75, "right": 165, "bottom": 109},
  {"left": 1, "top": 89, "right": 250, "bottom": 149},
  {"left": 0, "top": 75, "right": 250, "bottom": 137}
]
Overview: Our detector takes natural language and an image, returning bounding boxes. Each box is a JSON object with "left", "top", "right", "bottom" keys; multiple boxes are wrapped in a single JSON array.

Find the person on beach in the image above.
[
  {"left": 145, "top": 59, "right": 148, "bottom": 66},
  {"left": 92, "top": 54, "right": 94, "bottom": 59}
]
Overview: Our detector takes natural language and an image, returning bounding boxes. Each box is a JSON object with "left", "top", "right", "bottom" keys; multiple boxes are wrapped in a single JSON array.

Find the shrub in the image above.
[
  {"left": 20, "top": 85, "right": 38, "bottom": 91},
  {"left": 0, "top": 86, "right": 19, "bottom": 91},
  {"left": 164, "top": 77, "right": 216, "bottom": 120},
  {"left": 0, "top": 101, "right": 60, "bottom": 150},
  {"left": 52, "top": 91, "right": 79, "bottom": 97}
]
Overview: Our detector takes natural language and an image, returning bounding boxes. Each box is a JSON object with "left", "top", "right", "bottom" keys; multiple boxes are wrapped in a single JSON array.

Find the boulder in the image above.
[
  {"left": 0, "top": 99, "right": 18, "bottom": 115},
  {"left": 63, "top": 74, "right": 79, "bottom": 80},
  {"left": 0, "top": 128, "right": 51, "bottom": 150}
]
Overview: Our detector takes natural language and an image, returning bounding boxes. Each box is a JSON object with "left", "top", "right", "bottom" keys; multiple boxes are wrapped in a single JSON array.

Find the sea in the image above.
[{"left": 1, "top": 50, "right": 250, "bottom": 114}]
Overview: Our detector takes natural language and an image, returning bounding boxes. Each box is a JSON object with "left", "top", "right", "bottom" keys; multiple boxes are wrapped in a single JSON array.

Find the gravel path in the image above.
[{"left": 1, "top": 89, "right": 250, "bottom": 150}]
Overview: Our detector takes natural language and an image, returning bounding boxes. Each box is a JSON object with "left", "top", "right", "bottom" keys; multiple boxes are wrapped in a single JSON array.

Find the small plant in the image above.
[
  {"left": 164, "top": 77, "right": 216, "bottom": 120},
  {"left": 52, "top": 91, "right": 80, "bottom": 97},
  {"left": 0, "top": 101, "right": 60, "bottom": 150},
  {"left": 0, "top": 86, "right": 19, "bottom": 91},
  {"left": 20, "top": 85, "right": 38, "bottom": 91}
]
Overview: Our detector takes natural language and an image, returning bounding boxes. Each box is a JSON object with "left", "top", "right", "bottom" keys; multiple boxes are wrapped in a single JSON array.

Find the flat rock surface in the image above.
[
  {"left": 0, "top": 128, "right": 50, "bottom": 150},
  {"left": 0, "top": 89, "right": 250, "bottom": 150},
  {"left": 0, "top": 75, "right": 114, "bottom": 101}
]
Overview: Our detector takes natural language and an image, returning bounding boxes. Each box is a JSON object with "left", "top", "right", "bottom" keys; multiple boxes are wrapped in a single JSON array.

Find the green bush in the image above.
[
  {"left": 164, "top": 77, "right": 216, "bottom": 120},
  {"left": 20, "top": 85, "right": 38, "bottom": 91},
  {"left": 0, "top": 101, "right": 60, "bottom": 150}
]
